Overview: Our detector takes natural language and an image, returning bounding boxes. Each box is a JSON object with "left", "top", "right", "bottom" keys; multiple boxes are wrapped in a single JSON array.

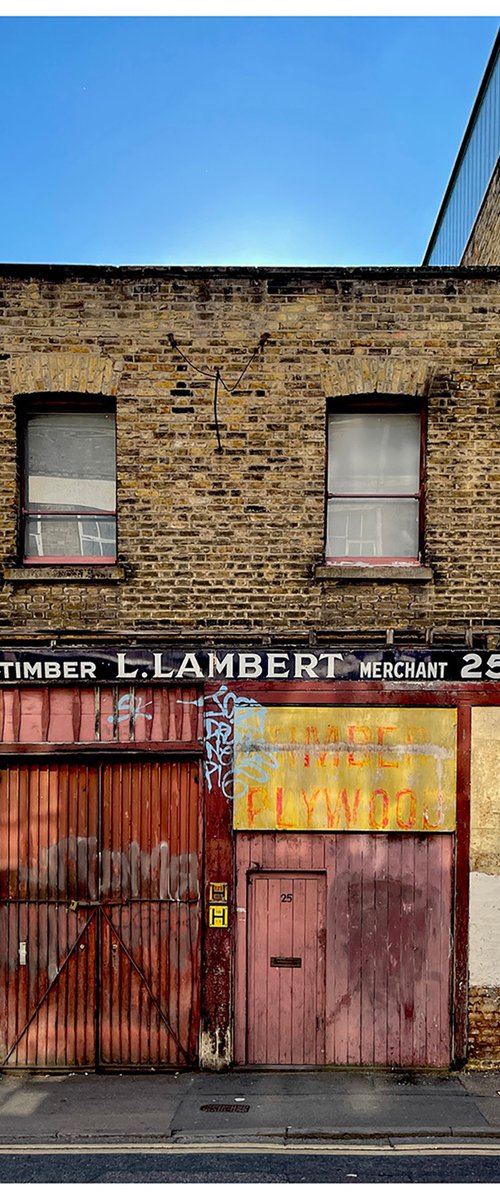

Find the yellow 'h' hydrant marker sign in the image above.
[{"left": 233, "top": 706, "right": 457, "bottom": 832}]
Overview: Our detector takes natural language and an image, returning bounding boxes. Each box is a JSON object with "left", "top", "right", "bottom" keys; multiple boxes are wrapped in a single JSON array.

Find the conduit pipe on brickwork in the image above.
[{"left": 167, "top": 332, "right": 269, "bottom": 452}]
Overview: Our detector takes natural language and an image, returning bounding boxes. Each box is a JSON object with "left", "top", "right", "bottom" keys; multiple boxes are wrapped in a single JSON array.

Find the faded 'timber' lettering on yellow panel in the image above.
[{"left": 233, "top": 706, "right": 457, "bottom": 832}]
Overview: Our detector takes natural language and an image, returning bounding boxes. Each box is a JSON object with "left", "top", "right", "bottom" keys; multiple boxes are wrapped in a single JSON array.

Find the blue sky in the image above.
[{"left": 1, "top": 15, "right": 498, "bottom": 266}]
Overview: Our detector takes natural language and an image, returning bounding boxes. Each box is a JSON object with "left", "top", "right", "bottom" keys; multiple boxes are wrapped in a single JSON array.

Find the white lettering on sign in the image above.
[
  {"left": 318, "top": 653, "right": 345, "bottom": 678},
  {"left": 267, "top": 653, "right": 289, "bottom": 678},
  {"left": 176, "top": 652, "right": 204, "bottom": 679},
  {"left": 81, "top": 662, "right": 97, "bottom": 679},
  {"left": 152, "top": 652, "right": 175, "bottom": 679},
  {"left": 238, "top": 654, "right": 263, "bottom": 679},
  {"left": 117, "top": 652, "right": 139, "bottom": 679},
  {"left": 0, "top": 660, "right": 97, "bottom": 681},
  {"left": 208, "top": 652, "right": 235, "bottom": 679},
  {"left": 293, "top": 653, "right": 318, "bottom": 679},
  {"left": 23, "top": 662, "right": 42, "bottom": 679},
  {"left": 0, "top": 649, "right": 496, "bottom": 684},
  {"left": 461, "top": 653, "right": 500, "bottom": 681},
  {"left": 360, "top": 660, "right": 447, "bottom": 681}
]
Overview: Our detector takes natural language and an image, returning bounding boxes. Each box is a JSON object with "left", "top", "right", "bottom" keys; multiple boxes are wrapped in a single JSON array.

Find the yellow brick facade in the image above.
[{"left": 0, "top": 265, "right": 498, "bottom": 646}]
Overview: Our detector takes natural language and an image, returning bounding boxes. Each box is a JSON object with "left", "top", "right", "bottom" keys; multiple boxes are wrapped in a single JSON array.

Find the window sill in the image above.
[
  {"left": 315, "top": 564, "right": 434, "bottom": 583},
  {"left": 4, "top": 565, "right": 126, "bottom": 585}
]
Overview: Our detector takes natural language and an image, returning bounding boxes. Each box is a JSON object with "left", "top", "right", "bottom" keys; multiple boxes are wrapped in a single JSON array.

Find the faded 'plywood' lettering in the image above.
[{"left": 233, "top": 706, "right": 457, "bottom": 832}]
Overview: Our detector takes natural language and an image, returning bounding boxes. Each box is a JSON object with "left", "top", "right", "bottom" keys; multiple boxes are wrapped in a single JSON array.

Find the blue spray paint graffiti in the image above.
[
  {"left": 107, "top": 693, "right": 153, "bottom": 725},
  {"left": 179, "top": 685, "right": 277, "bottom": 800}
]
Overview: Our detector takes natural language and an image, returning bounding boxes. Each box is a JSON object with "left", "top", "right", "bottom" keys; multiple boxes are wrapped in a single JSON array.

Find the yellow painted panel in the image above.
[
  {"left": 471, "top": 707, "right": 500, "bottom": 873},
  {"left": 233, "top": 706, "right": 457, "bottom": 832}
]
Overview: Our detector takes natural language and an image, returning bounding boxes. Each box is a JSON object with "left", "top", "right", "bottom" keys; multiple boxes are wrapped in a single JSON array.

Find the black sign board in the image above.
[{"left": 0, "top": 647, "right": 497, "bottom": 684}]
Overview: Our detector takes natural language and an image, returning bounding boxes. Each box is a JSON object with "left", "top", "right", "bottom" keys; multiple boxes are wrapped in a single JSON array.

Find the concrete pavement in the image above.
[{"left": 0, "top": 1069, "right": 500, "bottom": 1145}]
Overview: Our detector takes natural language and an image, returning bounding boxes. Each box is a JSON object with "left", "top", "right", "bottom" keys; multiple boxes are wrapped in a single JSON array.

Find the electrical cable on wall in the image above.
[{"left": 168, "top": 332, "right": 269, "bottom": 453}]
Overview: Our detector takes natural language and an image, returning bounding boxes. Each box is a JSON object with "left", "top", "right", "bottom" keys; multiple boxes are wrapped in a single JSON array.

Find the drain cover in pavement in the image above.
[{"left": 200, "top": 1103, "right": 250, "bottom": 1113}]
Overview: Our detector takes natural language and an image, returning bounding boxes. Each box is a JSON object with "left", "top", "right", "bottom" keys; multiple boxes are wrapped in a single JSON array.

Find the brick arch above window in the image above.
[
  {"left": 321, "top": 355, "right": 438, "bottom": 400},
  {"left": 8, "top": 352, "right": 123, "bottom": 399}
]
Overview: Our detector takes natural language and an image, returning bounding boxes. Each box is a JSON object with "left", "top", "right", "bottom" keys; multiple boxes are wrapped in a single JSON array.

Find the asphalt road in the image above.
[{"left": 1, "top": 1146, "right": 500, "bottom": 1183}]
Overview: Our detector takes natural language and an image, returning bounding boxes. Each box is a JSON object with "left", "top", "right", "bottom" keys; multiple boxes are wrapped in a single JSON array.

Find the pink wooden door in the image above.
[
  {"left": 246, "top": 871, "right": 326, "bottom": 1065},
  {"left": 236, "top": 833, "right": 454, "bottom": 1068}
]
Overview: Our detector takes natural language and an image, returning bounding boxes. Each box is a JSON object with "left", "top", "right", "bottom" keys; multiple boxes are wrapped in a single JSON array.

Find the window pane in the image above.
[
  {"left": 328, "top": 413, "right": 420, "bottom": 495},
  {"left": 25, "top": 515, "right": 116, "bottom": 559},
  {"left": 26, "top": 412, "right": 116, "bottom": 512},
  {"left": 326, "top": 498, "right": 419, "bottom": 559}
]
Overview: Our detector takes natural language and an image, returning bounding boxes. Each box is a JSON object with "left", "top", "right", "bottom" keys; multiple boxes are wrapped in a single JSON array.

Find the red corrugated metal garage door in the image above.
[{"left": 0, "top": 759, "right": 201, "bottom": 1069}]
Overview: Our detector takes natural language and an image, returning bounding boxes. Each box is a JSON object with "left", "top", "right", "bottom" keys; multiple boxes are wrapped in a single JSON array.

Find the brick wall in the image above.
[
  {"left": 468, "top": 987, "right": 500, "bottom": 1065},
  {"left": 461, "top": 161, "right": 500, "bottom": 267},
  {"left": 0, "top": 265, "right": 498, "bottom": 645}
]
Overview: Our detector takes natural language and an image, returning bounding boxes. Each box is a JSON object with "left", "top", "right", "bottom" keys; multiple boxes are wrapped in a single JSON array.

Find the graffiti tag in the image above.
[
  {"left": 178, "top": 686, "right": 279, "bottom": 799},
  {"left": 107, "top": 693, "right": 153, "bottom": 725}
]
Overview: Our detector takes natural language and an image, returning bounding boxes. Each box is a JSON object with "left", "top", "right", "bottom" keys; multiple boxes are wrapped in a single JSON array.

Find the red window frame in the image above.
[
  {"left": 325, "top": 397, "right": 426, "bottom": 565},
  {"left": 18, "top": 396, "right": 117, "bottom": 566}
]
